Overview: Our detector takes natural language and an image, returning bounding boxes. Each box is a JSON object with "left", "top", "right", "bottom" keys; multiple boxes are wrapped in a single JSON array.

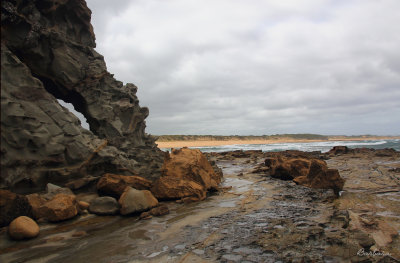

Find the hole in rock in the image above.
[
  {"left": 57, "top": 99, "right": 90, "bottom": 130},
  {"left": 32, "top": 74, "right": 100, "bottom": 133}
]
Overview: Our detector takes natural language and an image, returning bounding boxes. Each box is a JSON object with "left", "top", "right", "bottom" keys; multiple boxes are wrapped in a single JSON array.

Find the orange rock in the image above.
[
  {"left": 266, "top": 154, "right": 344, "bottom": 195},
  {"left": 161, "top": 147, "right": 222, "bottom": 190},
  {"left": 26, "top": 193, "right": 47, "bottom": 220},
  {"left": 122, "top": 175, "right": 152, "bottom": 190},
  {"left": 97, "top": 174, "right": 128, "bottom": 198},
  {"left": 97, "top": 173, "right": 153, "bottom": 198},
  {"left": 151, "top": 148, "right": 222, "bottom": 201},
  {"left": 151, "top": 177, "right": 206, "bottom": 201},
  {"left": 41, "top": 194, "right": 78, "bottom": 222},
  {"left": 162, "top": 148, "right": 222, "bottom": 191},
  {"left": 8, "top": 216, "right": 39, "bottom": 240}
]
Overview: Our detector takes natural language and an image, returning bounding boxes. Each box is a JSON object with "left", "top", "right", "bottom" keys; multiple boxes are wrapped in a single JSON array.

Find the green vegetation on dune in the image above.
[{"left": 156, "top": 134, "right": 329, "bottom": 142}]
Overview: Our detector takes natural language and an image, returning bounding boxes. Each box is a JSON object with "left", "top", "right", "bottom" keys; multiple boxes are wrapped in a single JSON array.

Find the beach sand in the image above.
[{"left": 155, "top": 136, "right": 398, "bottom": 149}]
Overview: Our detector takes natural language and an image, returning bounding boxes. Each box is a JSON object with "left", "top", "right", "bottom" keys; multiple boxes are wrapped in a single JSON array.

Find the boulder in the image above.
[
  {"left": 41, "top": 194, "right": 79, "bottom": 222},
  {"left": 0, "top": 190, "right": 33, "bottom": 227},
  {"left": 8, "top": 216, "right": 39, "bottom": 240},
  {"left": 97, "top": 174, "right": 128, "bottom": 198},
  {"left": 151, "top": 177, "right": 206, "bottom": 201},
  {"left": 119, "top": 187, "right": 158, "bottom": 215},
  {"left": 266, "top": 153, "right": 345, "bottom": 195},
  {"left": 150, "top": 148, "right": 222, "bottom": 201},
  {"left": 162, "top": 148, "right": 222, "bottom": 190},
  {"left": 88, "top": 196, "right": 119, "bottom": 215},
  {"left": 294, "top": 168, "right": 345, "bottom": 195},
  {"left": 26, "top": 193, "right": 48, "bottom": 220},
  {"left": 97, "top": 173, "right": 153, "bottom": 198}
]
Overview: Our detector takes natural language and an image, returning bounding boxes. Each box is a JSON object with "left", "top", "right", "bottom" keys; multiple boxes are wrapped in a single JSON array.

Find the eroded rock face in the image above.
[{"left": 1, "top": 0, "right": 164, "bottom": 193}]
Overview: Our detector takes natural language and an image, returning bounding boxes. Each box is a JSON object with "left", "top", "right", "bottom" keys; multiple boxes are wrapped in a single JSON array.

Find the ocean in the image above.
[{"left": 162, "top": 139, "right": 400, "bottom": 153}]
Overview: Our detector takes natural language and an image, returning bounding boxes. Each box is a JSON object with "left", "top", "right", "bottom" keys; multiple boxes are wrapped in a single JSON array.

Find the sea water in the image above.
[{"left": 162, "top": 139, "right": 400, "bottom": 153}]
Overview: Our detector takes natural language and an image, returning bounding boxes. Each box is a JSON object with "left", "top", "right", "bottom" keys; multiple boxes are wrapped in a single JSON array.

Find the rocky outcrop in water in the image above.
[{"left": 1, "top": 0, "right": 164, "bottom": 193}]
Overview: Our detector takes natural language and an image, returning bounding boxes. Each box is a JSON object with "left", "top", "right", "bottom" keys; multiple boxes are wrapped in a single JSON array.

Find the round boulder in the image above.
[
  {"left": 8, "top": 216, "right": 39, "bottom": 240},
  {"left": 88, "top": 196, "right": 119, "bottom": 215},
  {"left": 119, "top": 187, "right": 158, "bottom": 215}
]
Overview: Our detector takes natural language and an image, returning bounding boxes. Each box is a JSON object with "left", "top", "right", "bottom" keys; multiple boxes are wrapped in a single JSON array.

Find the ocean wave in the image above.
[{"left": 188, "top": 139, "right": 399, "bottom": 153}]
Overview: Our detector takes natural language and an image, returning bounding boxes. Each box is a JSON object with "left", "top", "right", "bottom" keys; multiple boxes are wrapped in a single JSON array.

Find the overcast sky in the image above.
[{"left": 84, "top": 0, "right": 400, "bottom": 136}]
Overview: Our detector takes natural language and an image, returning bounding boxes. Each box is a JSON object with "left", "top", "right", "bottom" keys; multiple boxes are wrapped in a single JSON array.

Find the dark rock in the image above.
[
  {"left": 0, "top": 189, "right": 33, "bottom": 227},
  {"left": 328, "top": 146, "right": 350, "bottom": 155},
  {"left": 43, "top": 183, "right": 74, "bottom": 200},
  {"left": 88, "top": 196, "right": 119, "bottom": 215},
  {"left": 1, "top": 0, "right": 164, "bottom": 193}
]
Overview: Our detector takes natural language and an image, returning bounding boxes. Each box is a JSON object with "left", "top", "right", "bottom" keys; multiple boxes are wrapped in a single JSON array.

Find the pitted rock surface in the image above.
[{"left": 1, "top": 0, "right": 164, "bottom": 193}]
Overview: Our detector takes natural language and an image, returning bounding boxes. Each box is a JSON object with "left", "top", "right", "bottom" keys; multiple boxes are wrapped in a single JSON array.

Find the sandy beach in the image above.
[{"left": 156, "top": 136, "right": 400, "bottom": 149}]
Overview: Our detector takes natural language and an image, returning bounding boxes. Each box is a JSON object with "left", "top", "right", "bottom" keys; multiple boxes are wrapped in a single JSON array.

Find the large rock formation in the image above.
[
  {"left": 1, "top": 0, "right": 164, "bottom": 193},
  {"left": 151, "top": 148, "right": 223, "bottom": 201}
]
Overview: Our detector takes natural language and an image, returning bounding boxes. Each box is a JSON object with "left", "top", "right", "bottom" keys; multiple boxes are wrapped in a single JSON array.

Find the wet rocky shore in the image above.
[{"left": 1, "top": 147, "right": 399, "bottom": 263}]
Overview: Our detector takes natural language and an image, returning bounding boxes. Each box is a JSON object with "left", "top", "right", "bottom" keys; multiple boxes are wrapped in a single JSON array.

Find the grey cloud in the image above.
[{"left": 86, "top": 0, "right": 400, "bottom": 135}]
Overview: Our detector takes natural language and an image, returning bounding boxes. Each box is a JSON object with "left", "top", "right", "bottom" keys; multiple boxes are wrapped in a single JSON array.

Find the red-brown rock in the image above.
[
  {"left": 97, "top": 173, "right": 153, "bottom": 198},
  {"left": 161, "top": 148, "right": 222, "bottom": 190},
  {"left": 150, "top": 148, "right": 222, "bottom": 201},
  {"left": 41, "top": 194, "right": 79, "bottom": 222},
  {"left": 266, "top": 153, "right": 345, "bottom": 195},
  {"left": 151, "top": 177, "right": 206, "bottom": 201},
  {"left": 8, "top": 216, "right": 39, "bottom": 240},
  {"left": 26, "top": 193, "right": 48, "bottom": 220}
]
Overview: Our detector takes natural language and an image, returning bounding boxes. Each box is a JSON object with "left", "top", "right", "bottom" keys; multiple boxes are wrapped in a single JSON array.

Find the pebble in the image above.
[
  {"left": 222, "top": 254, "right": 242, "bottom": 262},
  {"left": 192, "top": 249, "right": 204, "bottom": 255}
]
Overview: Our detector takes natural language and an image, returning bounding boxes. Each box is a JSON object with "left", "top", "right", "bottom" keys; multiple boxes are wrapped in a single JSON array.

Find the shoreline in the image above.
[{"left": 156, "top": 136, "right": 399, "bottom": 149}]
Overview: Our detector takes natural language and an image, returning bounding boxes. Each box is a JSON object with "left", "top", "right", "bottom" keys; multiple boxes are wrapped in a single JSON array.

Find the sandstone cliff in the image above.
[{"left": 1, "top": 0, "right": 164, "bottom": 193}]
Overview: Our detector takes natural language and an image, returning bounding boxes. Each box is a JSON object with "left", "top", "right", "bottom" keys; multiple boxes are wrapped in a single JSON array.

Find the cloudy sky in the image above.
[{"left": 85, "top": 0, "right": 400, "bottom": 136}]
